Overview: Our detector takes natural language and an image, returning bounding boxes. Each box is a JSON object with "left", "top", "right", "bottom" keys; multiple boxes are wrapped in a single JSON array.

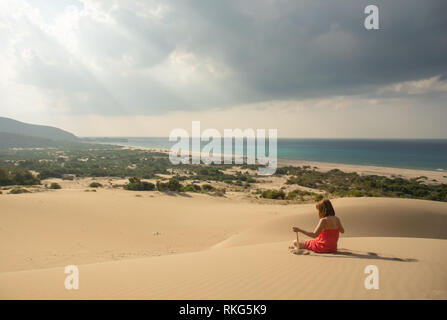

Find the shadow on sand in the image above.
[
  {"left": 161, "top": 191, "right": 192, "bottom": 198},
  {"left": 161, "top": 191, "right": 227, "bottom": 198},
  {"left": 291, "top": 248, "right": 417, "bottom": 262}
]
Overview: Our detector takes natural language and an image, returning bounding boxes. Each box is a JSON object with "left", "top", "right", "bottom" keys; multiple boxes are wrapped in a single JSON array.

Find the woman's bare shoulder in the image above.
[{"left": 334, "top": 216, "right": 343, "bottom": 226}]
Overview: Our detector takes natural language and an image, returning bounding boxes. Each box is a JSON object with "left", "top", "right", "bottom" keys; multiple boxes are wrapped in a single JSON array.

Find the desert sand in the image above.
[{"left": 1, "top": 189, "right": 446, "bottom": 299}]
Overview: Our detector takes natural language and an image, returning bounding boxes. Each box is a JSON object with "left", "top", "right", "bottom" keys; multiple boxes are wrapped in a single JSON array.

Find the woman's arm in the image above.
[
  {"left": 337, "top": 217, "right": 345, "bottom": 233},
  {"left": 292, "top": 219, "right": 325, "bottom": 239}
]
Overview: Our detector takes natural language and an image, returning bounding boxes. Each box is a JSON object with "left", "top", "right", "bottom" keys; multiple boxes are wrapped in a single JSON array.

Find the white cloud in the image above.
[{"left": 381, "top": 75, "right": 447, "bottom": 95}]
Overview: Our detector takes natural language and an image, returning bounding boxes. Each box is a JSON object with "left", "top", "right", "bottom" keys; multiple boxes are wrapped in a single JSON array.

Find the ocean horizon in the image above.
[{"left": 85, "top": 137, "right": 447, "bottom": 172}]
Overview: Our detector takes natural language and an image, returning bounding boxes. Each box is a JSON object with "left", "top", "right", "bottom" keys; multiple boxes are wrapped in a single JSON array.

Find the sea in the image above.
[{"left": 90, "top": 137, "right": 447, "bottom": 172}]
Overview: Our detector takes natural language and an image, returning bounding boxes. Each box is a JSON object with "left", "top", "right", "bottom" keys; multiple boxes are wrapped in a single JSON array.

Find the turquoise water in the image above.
[{"left": 93, "top": 137, "right": 447, "bottom": 172}]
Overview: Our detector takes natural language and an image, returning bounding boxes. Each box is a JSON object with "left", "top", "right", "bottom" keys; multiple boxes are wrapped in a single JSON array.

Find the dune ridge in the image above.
[
  {"left": 1, "top": 193, "right": 446, "bottom": 299},
  {"left": 1, "top": 237, "right": 446, "bottom": 299},
  {"left": 213, "top": 197, "right": 447, "bottom": 249}
]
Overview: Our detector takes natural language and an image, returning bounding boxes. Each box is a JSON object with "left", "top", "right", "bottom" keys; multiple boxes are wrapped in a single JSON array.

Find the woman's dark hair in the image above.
[{"left": 316, "top": 199, "right": 335, "bottom": 217}]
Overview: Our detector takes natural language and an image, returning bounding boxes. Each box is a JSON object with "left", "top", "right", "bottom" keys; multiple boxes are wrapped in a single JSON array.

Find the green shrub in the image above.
[
  {"left": 202, "top": 184, "right": 215, "bottom": 192},
  {"left": 167, "top": 177, "right": 182, "bottom": 191},
  {"left": 125, "top": 177, "right": 155, "bottom": 191},
  {"left": 314, "top": 194, "right": 324, "bottom": 202},
  {"left": 89, "top": 182, "right": 103, "bottom": 188},
  {"left": 156, "top": 177, "right": 183, "bottom": 192},
  {"left": 9, "top": 187, "right": 30, "bottom": 194},
  {"left": 261, "top": 189, "right": 286, "bottom": 200},
  {"left": 0, "top": 168, "right": 40, "bottom": 186},
  {"left": 156, "top": 181, "right": 168, "bottom": 191},
  {"left": 286, "top": 189, "right": 315, "bottom": 200},
  {"left": 49, "top": 182, "right": 62, "bottom": 189},
  {"left": 349, "top": 189, "right": 365, "bottom": 197},
  {"left": 184, "top": 184, "right": 202, "bottom": 192}
]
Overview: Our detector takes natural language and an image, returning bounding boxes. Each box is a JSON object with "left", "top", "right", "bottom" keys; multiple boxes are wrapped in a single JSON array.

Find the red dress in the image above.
[{"left": 304, "top": 229, "right": 340, "bottom": 253}]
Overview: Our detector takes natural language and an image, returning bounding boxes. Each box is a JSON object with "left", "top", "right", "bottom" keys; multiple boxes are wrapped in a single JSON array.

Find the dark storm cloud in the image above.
[
  {"left": 3, "top": 0, "right": 447, "bottom": 115},
  {"left": 161, "top": 0, "right": 447, "bottom": 102}
]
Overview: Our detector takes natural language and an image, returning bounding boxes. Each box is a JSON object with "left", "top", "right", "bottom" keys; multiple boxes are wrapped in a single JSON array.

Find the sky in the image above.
[{"left": 0, "top": 0, "right": 446, "bottom": 138}]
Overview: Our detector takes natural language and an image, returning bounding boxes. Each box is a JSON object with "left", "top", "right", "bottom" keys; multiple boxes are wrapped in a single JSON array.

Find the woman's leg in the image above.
[
  {"left": 288, "top": 239, "right": 297, "bottom": 249},
  {"left": 289, "top": 240, "right": 306, "bottom": 249}
]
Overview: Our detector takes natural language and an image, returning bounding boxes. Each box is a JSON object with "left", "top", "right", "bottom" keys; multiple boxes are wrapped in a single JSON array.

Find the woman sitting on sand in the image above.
[{"left": 290, "top": 199, "right": 344, "bottom": 253}]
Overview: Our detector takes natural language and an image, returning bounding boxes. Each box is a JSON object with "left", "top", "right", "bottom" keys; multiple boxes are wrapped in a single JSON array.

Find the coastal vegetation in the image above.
[
  {"left": 0, "top": 168, "right": 40, "bottom": 186},
  {"left": 0, "top": 145, "right": 446, "bottom": 202},
  {"left": 124, "top": 176, "right": 224, "bottom": 195},
  {"left": 282, "top": 166, "right": 447, "bottom": 202}
]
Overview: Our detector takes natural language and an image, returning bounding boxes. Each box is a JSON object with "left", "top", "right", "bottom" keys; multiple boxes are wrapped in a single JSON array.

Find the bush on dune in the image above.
[
  {"left": 49, "top": 182, "right": 62, "bottom": 189},
  {"left": 261, "top": 189, "right": 286, "bottom": 200},
  {"left": 202, "top": 184, "right": 215, "bottom": 192},
  {"left": 0, "top": 168, "right": 40, "bottom": 186},
  {"left": 89, "top": 182, "right": 103, "bottom": 188},
  {"left": 125, "top": 177, "right": 155, "bottom": 191},
  {"left": 156, "top": 177, "right": 183, "bottom": 192},
  {"left": 183, "top": 184, "right": 202, "bottom": 193},
  {"left": 286, "top": 189, "right": 316, "bottom": 200},
  {"left": 9, "top": 187, "right": 30, "bottom": 194}
]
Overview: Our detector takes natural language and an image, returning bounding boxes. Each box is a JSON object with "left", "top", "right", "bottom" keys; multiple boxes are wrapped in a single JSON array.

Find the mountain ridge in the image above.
[{"left": 0, "top": 117, "right": 78, "bottom": 142}]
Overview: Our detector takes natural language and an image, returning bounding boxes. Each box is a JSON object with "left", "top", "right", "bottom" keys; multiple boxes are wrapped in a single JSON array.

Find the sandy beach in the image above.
[
  {"left": 1, "top": 187, "right": 446, "bottom": 299},
  {"left": 278, "top": 158, "right": 447, "bottom": 184}
]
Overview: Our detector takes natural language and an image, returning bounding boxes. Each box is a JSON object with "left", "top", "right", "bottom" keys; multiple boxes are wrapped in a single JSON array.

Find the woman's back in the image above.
[
  {"left": 308, "top": 216, "right": 343, "bottom": 253},
  {"left": 323, "top": 216, "right": 341, "bottom": 230}
]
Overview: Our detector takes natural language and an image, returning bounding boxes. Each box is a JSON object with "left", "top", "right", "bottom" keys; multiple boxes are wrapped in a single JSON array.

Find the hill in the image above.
[
  {"left": 0, "top": 132, "right": 61, "bottom": 149},
  {"left": 0, "top": 117, "right": 78, "bottom": 141}
]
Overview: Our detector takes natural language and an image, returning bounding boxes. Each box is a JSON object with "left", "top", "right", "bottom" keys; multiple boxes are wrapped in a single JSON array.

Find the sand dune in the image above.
[
  {"left": 1, "top": 191, "right": 446, "bottom": 299},
  {"left": 0, "top": 237, "right": 446, "bottom": 299},
  {"left": 214, "top": 197, "right": 447, "bottom": 249},
  {"left": 0, "top": 189, "right": 291, "bottom": 272}
]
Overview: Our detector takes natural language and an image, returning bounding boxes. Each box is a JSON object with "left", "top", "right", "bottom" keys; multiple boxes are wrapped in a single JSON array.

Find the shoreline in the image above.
[
  {"left": 277, "top": 158, "right": 447, "bottom": 184},
  {"left": 121, "top": 145, "right": 447, "bottom": 184}
]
